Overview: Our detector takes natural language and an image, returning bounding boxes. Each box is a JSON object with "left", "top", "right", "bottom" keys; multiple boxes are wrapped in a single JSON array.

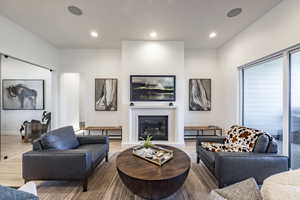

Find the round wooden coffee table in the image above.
[{"left": 116, "top": 145, "right": 191, "bottom": 200}]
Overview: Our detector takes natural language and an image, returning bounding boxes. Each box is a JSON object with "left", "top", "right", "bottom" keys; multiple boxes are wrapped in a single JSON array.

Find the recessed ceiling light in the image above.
[
  {"left": 227, "top": 8, "right": 242, "bottom": 18},
  {"left": 90, "top": 31, "right": 99, "bottom": 38},
  {"left": 67, "top": 5, "right": 83, "bottom": 16},
  {"left": 209, "top": 32, "right": 217, "bottom": 38},
  {"left": 150, "top": 31, "right": 157, "bottom": 38}
]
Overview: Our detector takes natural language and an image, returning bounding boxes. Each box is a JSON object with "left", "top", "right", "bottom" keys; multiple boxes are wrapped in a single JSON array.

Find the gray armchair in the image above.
[
  {"left": 197, "top": 134, "right": 288, "bottom": 188},
  {"left": 23, "top": 126, "right": 109, "bottom": 192}
]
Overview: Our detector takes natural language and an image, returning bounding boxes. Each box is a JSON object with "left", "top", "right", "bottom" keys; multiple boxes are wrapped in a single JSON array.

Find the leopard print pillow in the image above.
[
  {"left": 201, "top": 142, "right": 248, "bottom": 152},
  {"left": 201, "top": 125, "right": 264, "bottom": 152}
]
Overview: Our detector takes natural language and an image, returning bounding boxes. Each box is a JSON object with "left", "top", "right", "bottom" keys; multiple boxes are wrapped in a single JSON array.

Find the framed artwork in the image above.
[
  {"left": 130, "top": 75, "right": 176, "bottom": 101},
  {"left": 2, "top": 79, "right": 45, "bottom": 110},
  {"left": 95, "top": 78, "right": 118, "bottom": 111},
  {"left": 189, "top": 79, "right": 211, "bottom": 111}
]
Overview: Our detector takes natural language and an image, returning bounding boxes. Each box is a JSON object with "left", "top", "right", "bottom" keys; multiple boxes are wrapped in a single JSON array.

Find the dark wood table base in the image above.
[
  {"left": 116, "top": 145, "right": 191, "bottom": 200},
  {"left": 118, "top": 168, "right": 189, "bottom": 200}
]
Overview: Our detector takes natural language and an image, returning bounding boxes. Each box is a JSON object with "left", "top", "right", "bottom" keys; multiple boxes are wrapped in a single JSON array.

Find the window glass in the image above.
[
  {"left": 290, "top": 51, "right": 300, "bottom": 169},
  {"left": 243, "top": 57, "right": 283, "bottom": 153}
]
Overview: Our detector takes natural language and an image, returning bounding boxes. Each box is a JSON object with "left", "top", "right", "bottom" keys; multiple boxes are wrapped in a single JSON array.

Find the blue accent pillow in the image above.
[
  {"left": 41, "top": 126, "right": 79, "bottom": 150},
  {"left": 0, "top": 185, "right": 39, "bottom": 200}
]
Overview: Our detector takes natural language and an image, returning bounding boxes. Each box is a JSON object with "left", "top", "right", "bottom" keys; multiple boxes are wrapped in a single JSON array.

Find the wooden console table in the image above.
[
  {"left": 184, "top": 126, "right": 222, "bottom": 137},
  {"left": 83, "top": 126, "right": 122, "bottom": 139}
]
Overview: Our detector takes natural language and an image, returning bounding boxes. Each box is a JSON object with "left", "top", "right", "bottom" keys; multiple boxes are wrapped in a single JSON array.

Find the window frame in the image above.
[
  {"left": 238, "top": 43, "right": 300, "bottom": 166},
  {"left": 240, "top": 54, "right": 284, "bottom": 126},
  {"left": 286, "top": 48, "right": 300, "bottom": 168}
]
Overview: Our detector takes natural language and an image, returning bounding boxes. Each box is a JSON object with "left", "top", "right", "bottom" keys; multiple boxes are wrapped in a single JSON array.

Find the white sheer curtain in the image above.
[{"left": 243, "top": 57, "right": 283, "bottom": 153}]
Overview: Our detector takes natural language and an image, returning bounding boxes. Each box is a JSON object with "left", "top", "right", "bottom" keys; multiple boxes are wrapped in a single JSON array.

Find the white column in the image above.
[{"left": 282, "top": 52, "right": 290, "bottom": 157}]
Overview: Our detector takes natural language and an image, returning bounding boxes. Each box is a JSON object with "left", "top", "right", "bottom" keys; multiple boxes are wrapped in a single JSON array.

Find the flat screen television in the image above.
[{"left": 130, "top": 75, "right": 176, "bottom": 101}]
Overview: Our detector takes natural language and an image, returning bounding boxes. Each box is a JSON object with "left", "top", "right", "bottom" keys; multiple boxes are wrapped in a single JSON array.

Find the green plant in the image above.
[{"left": 142, "top": 135, "right": 153, "bottom": 148}]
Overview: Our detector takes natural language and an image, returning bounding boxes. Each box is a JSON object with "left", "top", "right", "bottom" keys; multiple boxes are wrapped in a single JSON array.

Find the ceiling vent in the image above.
[{"left": 227, "top": 8, "right": 242, "bottom": 18}]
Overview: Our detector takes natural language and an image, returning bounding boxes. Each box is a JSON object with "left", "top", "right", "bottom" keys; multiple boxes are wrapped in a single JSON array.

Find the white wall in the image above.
[
  {"left": 58, "top": 47, "right": 220, "bottom": 137},
  {"left": 185, "top": 49, "right": 223, "bottom": 126},
  {"left": 59, "top": 73, "right": 80, "bottom": 130},
  {"left": 217, "top": 0, "right": 300, "bottom": 128},
  {"left": 0, "top": 15, "right": 60, "bottom": 130},
  {"left": 1, "top": 57, "right": 52, "bottom": 135},
  {"left": 121, "top": 41, "right": 185, "bottom": 144},
  {"left": 59, "top": 49, "right": 121, "bottom": 127},
  {"left": 0, "top": 15, "right": 220, "bottom": 136}
]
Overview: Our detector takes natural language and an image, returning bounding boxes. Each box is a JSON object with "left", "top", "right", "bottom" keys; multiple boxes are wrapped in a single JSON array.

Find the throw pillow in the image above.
[
  {"left": 208, "top": 178, "right": 262, "bottom": 200},
  {"left": 0, "top": 185, "right": 39, "bottom": 200},
  {"left": 41, "top": 126, "right": 79, "bottom": 150},
  {"left": 266, "top": 139, "right": 278, "bottom": 153},
  {"left": 202, "top": 125, "right": 265, "bottom": 153},
  {"left": 208, "top": 190, "right": 226, "bottom": 200},
  {"left": 225, "top": 125, "right": 263, "bottom": 152},
  {"left": 201, "top": 142, "right": 248, "bottom": 152},
  {"left": 253, "top": 134, "right": 269, "bottom": 153}
]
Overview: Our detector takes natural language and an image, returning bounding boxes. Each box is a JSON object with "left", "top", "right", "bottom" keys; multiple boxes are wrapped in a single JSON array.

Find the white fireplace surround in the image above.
[{"left": 128, "top": 105, "right": 180, "bottom": 145}]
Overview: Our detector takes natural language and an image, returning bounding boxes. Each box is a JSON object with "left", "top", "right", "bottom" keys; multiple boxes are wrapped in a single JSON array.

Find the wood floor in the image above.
[
  {"left": 0, "top": 136, "right": 218, "bottom": 199},
  {"left": 0, "top": 136, "right": 199, "bottom": 188},
  {"left": 0, "top": 135, "right": 31, "bottom": 187},
  {"left": 37, "top": 153, "right": 217, "bottom": 200}
]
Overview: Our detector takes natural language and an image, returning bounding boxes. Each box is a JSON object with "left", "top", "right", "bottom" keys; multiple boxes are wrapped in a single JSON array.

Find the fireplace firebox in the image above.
[{"left": 138, "top": 115, "right": 168, "bottom": 141}]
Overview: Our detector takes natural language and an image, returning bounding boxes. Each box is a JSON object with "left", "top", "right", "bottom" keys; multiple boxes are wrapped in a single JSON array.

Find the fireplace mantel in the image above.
[
  {"left": 129, "top": 105, "right": 176, "bottom": 110},
  {"left": 128, "top": 105, "right": 179, "bottom": 145}
]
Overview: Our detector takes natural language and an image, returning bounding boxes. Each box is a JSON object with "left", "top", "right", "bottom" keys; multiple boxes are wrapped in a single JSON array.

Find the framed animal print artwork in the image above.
[
  {"left": 2, "top": 79, "right": 45, "bottom": 110},
  {"left": 95, "top": 78, "right": 118, "bottom": 111},
  {"left": 189, "top": 79, "right": 211, "bottom": 111}
]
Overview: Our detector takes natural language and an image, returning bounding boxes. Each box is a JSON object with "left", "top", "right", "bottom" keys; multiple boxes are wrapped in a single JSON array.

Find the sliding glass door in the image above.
[
  {"left": 290, "top": 51, "right": 300, "bottom": 169},
  {"left": 242, "top": 57, "right": 283, "bottom": 153},
  {"left": 0, "top": 55, "right": 52, "bottom": 161},
  {"left": 240, "top": 44, "right": 300, "bottom": 168}
]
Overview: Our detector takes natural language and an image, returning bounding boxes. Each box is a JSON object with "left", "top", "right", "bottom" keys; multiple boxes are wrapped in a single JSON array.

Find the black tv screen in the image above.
[{"left": 130, "top": 75, "right": 176, "bottom": 101}]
